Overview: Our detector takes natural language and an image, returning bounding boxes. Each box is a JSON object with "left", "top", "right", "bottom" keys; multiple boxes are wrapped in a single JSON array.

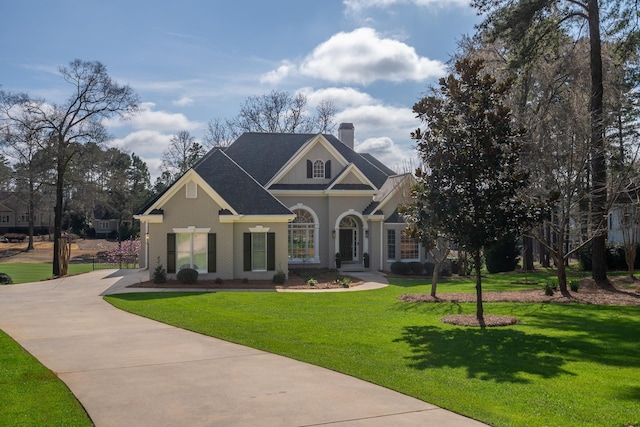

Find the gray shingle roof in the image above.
[
  {"left": 193, "top": 149, "right": 292, "bottom": 215},
  {"left": 222, "top": 132, "right": 392, "bottom": 188}
]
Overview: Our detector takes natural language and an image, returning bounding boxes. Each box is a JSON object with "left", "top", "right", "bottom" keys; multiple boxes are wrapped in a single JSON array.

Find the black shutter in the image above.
[
  {"left": 307, "top": 160, "right": 312, "bottom": 178},
  {"left": 243, "top": 233, "right": 251, "bottom": 271},
  {"left": 267, "top": 232, "right": 276, "bottom": 271},
  {"left": 208, "top": 233, "right": 216, "bottom": 272},
  {"left": 167, "top": 233, "right": 176, "bottom": 273},
  {"left": 325, "top": 160, "right": 331, "bottom": 179}
]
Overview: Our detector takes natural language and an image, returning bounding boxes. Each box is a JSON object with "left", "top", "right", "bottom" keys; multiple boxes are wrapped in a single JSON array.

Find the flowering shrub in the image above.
[{"left": 105, "top": 238, "right": 141, "bottom": 267}]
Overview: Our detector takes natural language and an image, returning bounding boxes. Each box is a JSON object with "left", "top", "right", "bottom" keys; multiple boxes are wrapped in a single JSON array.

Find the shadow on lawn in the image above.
[
  {"left": 395, "top": 303, "right": 640, "bottom": 383},
  {"left": 395, "top": 325, "right": 575, "bottom": 383}
]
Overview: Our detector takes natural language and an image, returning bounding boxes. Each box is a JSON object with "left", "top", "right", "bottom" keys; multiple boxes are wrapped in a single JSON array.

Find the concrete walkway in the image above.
[{"left": 0, "top": 269, "right": 487, "bottom": 426}]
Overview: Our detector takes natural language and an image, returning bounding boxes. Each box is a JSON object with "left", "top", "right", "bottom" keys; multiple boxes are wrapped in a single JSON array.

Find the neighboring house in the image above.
[
  {"left": 91, "top": 218, "right": 120, "bottom": 238},
  {"left": 608, "top": 203, "right": 640, "bottom": 245},
  {"left": 135, "top": 124, "right": 422, "bottom": 280},
  {"left": 0, "top": 191, "right": 52, "bottom": 235}
]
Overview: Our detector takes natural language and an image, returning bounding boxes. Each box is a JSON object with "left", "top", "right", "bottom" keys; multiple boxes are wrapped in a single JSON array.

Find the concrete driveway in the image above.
[{"left": 0, "top": 269, "right": 487, "bottom": 426}]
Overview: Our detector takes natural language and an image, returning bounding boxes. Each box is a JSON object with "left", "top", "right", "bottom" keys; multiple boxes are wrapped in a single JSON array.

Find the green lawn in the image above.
[
  {"left": 105, "top": 273, "right": 640, "bottom": 427},
  {"left": 0, "top": 330, "right": 93, "bottom": 426},
  {"left": 0, "top": 263, "right": 95, "bottom": 284}
]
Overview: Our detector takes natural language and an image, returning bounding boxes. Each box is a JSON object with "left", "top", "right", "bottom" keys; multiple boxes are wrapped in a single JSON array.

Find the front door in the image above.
[{"left": 339, "top": 229, "right": 353, "bottom": 261}]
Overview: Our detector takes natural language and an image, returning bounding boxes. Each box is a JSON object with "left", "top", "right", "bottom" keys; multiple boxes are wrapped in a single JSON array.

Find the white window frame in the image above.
[
  {"left": 251, "top": 232, "right": 267, "bottom": 272},
  {"left": 400, "top": 230, "right": 420, "bottom": 261},
  {"left": 313, "top": 159, "right": 325, "bottom": 179},
  {"left": 173, "top": 226, "right": 211, "bottom": 274},
  {"left": 288, "top": 206, "right": 320, "bottom": 263}
]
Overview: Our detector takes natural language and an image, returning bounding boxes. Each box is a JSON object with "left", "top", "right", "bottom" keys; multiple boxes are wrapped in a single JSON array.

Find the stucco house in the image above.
[{"left": 135, "top": 124, "right": 422, "bottom": 280}]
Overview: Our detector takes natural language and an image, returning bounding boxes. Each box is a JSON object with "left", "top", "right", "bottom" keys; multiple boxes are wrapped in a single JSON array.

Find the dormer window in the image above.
[
  {"left": 307, "top": 159, "right": 332, "bottom": 179},
  {"left": 313, "top": 160, "right": 325, "bottom": 179}
]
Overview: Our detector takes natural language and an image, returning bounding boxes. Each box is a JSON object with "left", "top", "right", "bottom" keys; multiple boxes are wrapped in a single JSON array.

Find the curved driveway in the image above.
[{"left": 0, "top": 269, "right": 487, "bottom": 426}]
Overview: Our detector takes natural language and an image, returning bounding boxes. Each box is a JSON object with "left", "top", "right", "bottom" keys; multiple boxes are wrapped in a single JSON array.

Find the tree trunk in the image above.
[
  {"left": 52, "top": 145, "right": 65, "bottom": 277},
  {"left": 431, "top": 266, "right": 440, "bottom": 297},
  {"left": 522, "top": 234, "right": 534, "bottom": 271},
  {"left": 588, "top": 0, "right": 607, "bottom": 283},
  {"left": 27, "top": 179, "right": 35, "bottom": 251},
  {"left": 474, "top": 251, "right": 485, "bottom": 327}
]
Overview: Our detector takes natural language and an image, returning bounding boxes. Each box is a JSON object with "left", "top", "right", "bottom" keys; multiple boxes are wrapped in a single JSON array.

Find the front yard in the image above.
[{"left": 105, "top": 271, "right": 640, "bottom": 427}]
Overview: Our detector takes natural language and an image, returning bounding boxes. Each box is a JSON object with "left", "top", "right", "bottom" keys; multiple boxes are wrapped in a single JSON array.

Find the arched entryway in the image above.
[
  {"left": 339, "top": 216, "right": 358, "bottom": 261},
  {"left": 334, "top": 211, "right": 368, "bottom": 264}
]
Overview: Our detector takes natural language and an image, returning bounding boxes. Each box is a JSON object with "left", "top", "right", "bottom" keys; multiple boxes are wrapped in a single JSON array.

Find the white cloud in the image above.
[
  {"left": 261, "top": 27, "right": 446, "bottom": 86},
  {"left": 336, "top": 103, "right": 416, "bottom": 133},
  {"left": 110, "top": 130, "right": 174, "bottom": 180},
  {"left": 173, "top": 96, "right": 194, "bottom": 106},
  {"left": 297, "top": 87, "right": 376, "bottom": 108},
  {"left": 104, "top": 102, "right": 203, "bottom": 132},
  {"left": 259, "top": 61, "right": 296, "bottom": 84},
  {"left": 355, "top": 136, "right": 415, "bottom": 172}
]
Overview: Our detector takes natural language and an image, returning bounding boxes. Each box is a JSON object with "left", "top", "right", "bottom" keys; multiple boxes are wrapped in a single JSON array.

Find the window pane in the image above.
[
  {"left": 192, "top": 233, "right": 207, "bottom": 270},
  {"left": 176, "top": 233, "right": 191, "bottom": 269},
  {"left": 252, "top": 233, "right": 266, "bottom": 270}
]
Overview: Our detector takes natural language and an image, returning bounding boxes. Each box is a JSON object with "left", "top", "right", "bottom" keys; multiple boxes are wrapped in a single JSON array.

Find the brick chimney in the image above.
[{"left": 338, "top": 122, "right": 354, "bottom": 149}]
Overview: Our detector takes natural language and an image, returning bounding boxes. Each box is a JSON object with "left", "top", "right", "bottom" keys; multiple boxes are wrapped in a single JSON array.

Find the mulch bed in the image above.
[
  {"left": 399, "top": 278, "right": 640, "bottom": 327},
  {"left": 129, "top": 269, "right": 364, "bottom": 290}
]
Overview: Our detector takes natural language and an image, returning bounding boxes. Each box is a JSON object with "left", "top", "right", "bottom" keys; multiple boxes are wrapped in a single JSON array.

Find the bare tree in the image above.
[
  {"left": 225, "top": 90, "right": 336, "bottom": 136},
  {"left": 202, "top": 118, "right": 235, "bottom": 148},
  {"left": 0, "top": 59, "right": 139, "bottom": 276},
  {"left": 161, "top": 130, "right": 205, "bottom": 177}
]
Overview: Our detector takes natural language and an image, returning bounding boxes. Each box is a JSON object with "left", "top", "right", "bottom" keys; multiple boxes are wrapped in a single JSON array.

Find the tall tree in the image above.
[
  {"left": 472, "top": 0, "right": 639, "bottom": 282},
  {"left": 161, "top": 130, "right": 204, "bottom": 178},
  {"left": 2, "top": 115, "right": 52, "bottom": 249},
  {"left": 407, "top": 58, "right": 543, "bottom": 324},
  {"left": 0, "top": 60, "right": 139, "bottom": 276},
  {"left": 225, "top": 90, "right": 336, "bottom": 136}
]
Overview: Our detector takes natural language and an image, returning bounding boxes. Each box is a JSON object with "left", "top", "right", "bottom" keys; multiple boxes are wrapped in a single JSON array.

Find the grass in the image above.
[
  {"left": 105, "top": 271, "right": 640, "bottom": 427},
  {"left": 0, "top": 263, "right": 95, "bottom": 284},
  {"left": 0, "top": 329, "right": 92, "bottom": 426}
]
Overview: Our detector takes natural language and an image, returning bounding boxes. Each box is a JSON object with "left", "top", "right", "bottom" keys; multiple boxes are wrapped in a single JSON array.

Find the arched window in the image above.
[
  {"left": 289, "top": 208, "right": 318, "bottom": 261},
  {"left": 313, "top": 160, "right": 325, "bottom": 178}
]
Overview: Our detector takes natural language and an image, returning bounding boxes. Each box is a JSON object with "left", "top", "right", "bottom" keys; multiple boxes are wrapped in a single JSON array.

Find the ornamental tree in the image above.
[{"left": 406, "top": 58, "right": 546, "bottom": 325}]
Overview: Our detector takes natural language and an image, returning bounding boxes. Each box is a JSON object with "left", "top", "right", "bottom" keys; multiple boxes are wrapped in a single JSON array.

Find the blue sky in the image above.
[{"left": 1, "top": 0, "right": 480, "bottom": 179}]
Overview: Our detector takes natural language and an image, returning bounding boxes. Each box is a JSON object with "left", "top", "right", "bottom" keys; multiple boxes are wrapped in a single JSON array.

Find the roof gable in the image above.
[
  {"left": 139, "top": 149, "right": 292, "bottom": 216},
  {"left": 222, "top": 132, "right": 393, "bottom": 190}
]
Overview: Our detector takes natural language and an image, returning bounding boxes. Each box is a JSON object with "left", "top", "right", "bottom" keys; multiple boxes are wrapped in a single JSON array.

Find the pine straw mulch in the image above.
[
  {"left": 398, "top": 277, "right": 640, "bottom": 327},
  {"left": 129, "top": 269, "right": 364, "bottom": 291}
]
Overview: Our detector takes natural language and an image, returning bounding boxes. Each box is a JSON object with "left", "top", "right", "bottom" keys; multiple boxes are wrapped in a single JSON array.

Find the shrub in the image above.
[
  {"left": 450, "top": 259, "right": 459, "bottom": 275},
  {"left": 409, "top": 261, "right": 424, "bottom": 275},
  {"left": 215, "top": 277, "right": 223, "bottom": 284},
  {"left": 273, "top": 271, "right": 286, "bottom": 284},
  {"left": 390, "top": 261, "right": 412, "bottom": 275},
  {"left": 177, "top": 268, "right": 198, "bottom": 284},
  {"left": 152, "top": 258, "right": 167, "bottom": 284},
  {"left": 242, "top": 278, "right": 249, "bottom": 284},
  {"left": 339, "top": 277, "right": 351, "bottom": 287},
  {"left": 485, "top": 236, "right": 520, "bottom": 273},
  {"left": 0, "top": 273, "right": 13, "bottom": 285},
  {"left": 543, "top": 281, "right": 555, "bottom": 296},
  {"left": 306, "top": 277, "right": 318, "bottom": 286},
  {"left": 569, "top": 280, "right": 580, "bottom": 292}
]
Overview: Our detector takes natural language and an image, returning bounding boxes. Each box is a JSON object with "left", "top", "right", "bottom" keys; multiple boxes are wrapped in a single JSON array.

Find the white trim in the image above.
[
  {"left": 327, "top": 163, "right": 377, "bottom": 191},
  {"left": 249, "top": 225, "right": 270, "bottom": 233},
  {"left": 312, "top": 159, "right": 325, "bottom": 179},
  {"left": 186, "top": 181, "right": 198, "bottom": 198},
  {"left": 173, "top": 226, "right": 211, "bottom": 233},
  {"left": 334, "top": 209, "right": 369, "bottom": 258},
  {"left": 134, "top": 214, "right": 164, "bottom": 223},
  {"left": 219, "top": 214, "right": 295, "bottom": 224},
  {"left": 141, "top": 169, "right": 238, "bottom": 216},
  {"left": 266, "top": 135, "right": 349, "bottom": 188},
  {"left": 288, "top": 204, "right": 320, "bottom": 264}
]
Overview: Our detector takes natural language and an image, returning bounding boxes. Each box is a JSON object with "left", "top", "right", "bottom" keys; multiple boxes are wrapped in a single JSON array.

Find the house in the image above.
[
  {"left": 135, "top": 124, "right": 422, "bottom": 280},
  {"left": 0, "top": 191, "right": 52, "bottom": 235}
]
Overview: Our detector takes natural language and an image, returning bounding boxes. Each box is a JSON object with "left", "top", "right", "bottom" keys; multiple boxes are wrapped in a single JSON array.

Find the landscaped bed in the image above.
[{"left": 129, "top": 268, "right": 364, "bottom": 290}]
